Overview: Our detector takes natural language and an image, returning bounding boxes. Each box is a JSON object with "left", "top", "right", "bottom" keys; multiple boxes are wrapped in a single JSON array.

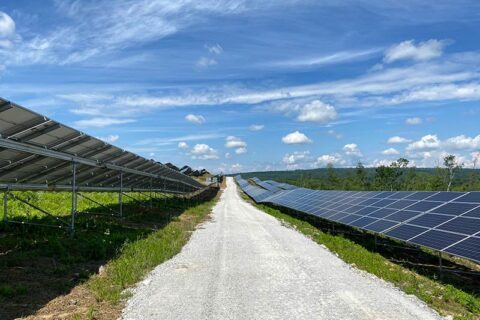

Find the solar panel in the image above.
[
  {"left": 235, "top": 176, "right": 480, "bottom": 263},
  {"left": 0, "top": 98, "right": 204, "bottom": 193}
]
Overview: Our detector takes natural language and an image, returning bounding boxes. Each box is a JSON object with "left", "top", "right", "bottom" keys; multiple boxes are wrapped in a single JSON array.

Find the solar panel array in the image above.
[
  {"left": 235, "top": 175, "right": 480, "bottom": 264},
  {"left": 0, "top": 98, "right": 204, "bottom": 193}
]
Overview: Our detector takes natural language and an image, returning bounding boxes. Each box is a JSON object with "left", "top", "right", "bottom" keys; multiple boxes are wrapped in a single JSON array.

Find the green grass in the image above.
[
  {"left": 253, "top": 202, "right": 480, "bottom": 320},
  {"left": 87, "top": 198, "right": 217, "bottom": 303}
]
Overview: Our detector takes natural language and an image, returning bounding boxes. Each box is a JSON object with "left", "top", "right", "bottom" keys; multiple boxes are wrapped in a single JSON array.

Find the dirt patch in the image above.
[{"left": 22, "top": 285, "right": 122, "bottom": 320}]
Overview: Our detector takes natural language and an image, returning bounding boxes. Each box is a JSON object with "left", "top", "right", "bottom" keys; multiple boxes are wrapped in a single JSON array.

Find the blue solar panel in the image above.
[
  {"left": 404, "top": 192, "right": 438, "bottom": 200},
  {"left": 235, "top": 176, "right": 480, "bottom": 263},
  {"left": 444, "top": 237, "right": 480, "bottom": 262},
  {"left": 406, "top": 201, "right": 442, "bottom": 212},
  {"left": 431, "top": 202, "right": 478, "bottom": 216},
  {"left": 385, "top": 210, "right": 420, "bottom": 222},
  {"left": 364, "top": 220, "right": 398, "bottom": 232},
  {"left": 455, "top": 192, "right": 480, "bottom": 203},
  {"left": 436, "top": 217, "right": 480, "bottom": 235},
  {"left": 427, "top": 192, "right": 464, "bottom": 202},
  {"left": 385, "top": 224, "right": 428, "bottom": 241},
  {"left": 407, "top": 213, "right": 452, "bottom": 228},
  {"left": 410, "top": 230, "right": 466, "bottom": 250}
]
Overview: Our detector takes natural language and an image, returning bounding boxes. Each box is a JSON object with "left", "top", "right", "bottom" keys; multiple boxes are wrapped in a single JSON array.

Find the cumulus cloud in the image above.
[
  {"left": 190, "top": 143, "right": 218, "bottom": 160},
  {"left": 270, "top": 99, "right": 337, "bottom": 124},
  {"left": 443, "top": 135, "right": 480, "bottom": 150},
  {"left": 225, "top": 136, "right": 248, "bottom": 155},
  {"left": 0, "top": 12, "right": 15, "bottom": 37},
  {"left": 406, "top": 117, "right": 422, "bottom": 125},
  {"left": 343, "top": 143, "right": 362, "bottom": 157},
  {"left": 315, "top": 153, "right": 346, "bottom": 167},
  {"left": 282, "top": 151, "right": 311, "bottom": 166},
  {"left": 388, "top": 136, "right": 411, "bottom": 144},
  {"left": 297, "top": 100, "right": 337, "bottom": 123},
  {"left": 382, "top": 147, "right": 400, "bottom": 155},
  {"left": 249, "top": 124, "right": 264, "bottom": 131},
  {"left": 185, "top": 114, "right": 206, "bottom": 124},
  {"left": 406, "top": 134, "right": 441, "bottom": 152},
  {"left": 97, "top": 134, "right": 119, "bottom": 143},
  {"left": 235, "top": 147, "right": 247, "bottom": 154},
  {"left": 178, "top": 141, "right": 189, "bottom": 149},
  {"left": 282, "top": 131, "right": 312, "bottom": 144},
  {"left": 384, "top": 39, "right": 446, "bottom": 63}
]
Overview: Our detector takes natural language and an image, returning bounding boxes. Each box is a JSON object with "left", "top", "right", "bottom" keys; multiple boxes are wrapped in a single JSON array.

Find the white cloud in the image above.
[
  {"left": 225, "top": 136, "right": 248, "bottom": 154},
  {"left": 388, "top": 136, "right": 411, "bottom": 144},
  {"left": 282, "top": 151, "right": 311, "bottom": 168},
  {"left": 235, "top": 147, "right": 247, "bottom": 154},
  {"left": 343, "top": 143, "right": 362, "bottom": 157},
  {"left": 225, "top": 136, "right": 247, "bottom": 148},
  {"left": 406, "top": 134, "right": 441, "bottom": 151},
  {"left": 185, "top": 114, "right": 206, "bottom": 124},
  {"left": 282, "top": 131, "right": 312, "bottom": 144},
  {"left": 315, "top": 153, "right": 346, "bottom": 167},
  {"left": 74, "top": 117, "right": 135, "bottom": 128},
  {"left": 206, "top": 44, "right": 223, "bottom": 55},
  {"left": 382, "top": 147, "right": 400, "bottom": 155},
  {"left": 97, "top": 134, "right": 119, "bottom": 143},
  {"left": 384, "top": 39, "right": 446, "bottom": 63},
  {"left": 196, "top": 57, "right": 217, "bottom": 68},
  {"left": 406, "top": 117, "right": 423, "bottom": 125},
  {"left": 297, "top": 100, "right": 337, "bottom": 123},
  {"left": 0, "top": 12, "right": 15, "bottom": 38},
  {"left": 178, "top": 141, "right": 189, "bottom": 149},
  {"left": 190, "top": 143, "right": 218, "bottom": 160},
  {"left": 268, "top": 49, "right": 380, "bottom": 68},
  {"left": 443, "top": 134, "right": 480, "bottom": 150},
  {"left": 327, "top": 129, "right": 343, "bottom": 139},
  {"left": 225, "top": 152, "right": 231, "bottom": 159},
  {"left": 249, "top": 124, "right": 264, "bottom": 131}
]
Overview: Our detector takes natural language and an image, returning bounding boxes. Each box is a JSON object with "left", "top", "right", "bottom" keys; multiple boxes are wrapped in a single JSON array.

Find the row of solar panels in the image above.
[
  {"left": 0, "top": 98, "right": 204, "bottom": 193},
  {"left": 235, "top": 175, "right": 480, "bottom": 264}
]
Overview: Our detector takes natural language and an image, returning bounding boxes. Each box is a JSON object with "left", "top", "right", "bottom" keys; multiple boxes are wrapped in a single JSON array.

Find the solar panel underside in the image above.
[
  {"left": 234, "top": 176, "right": 480, "bottom": 263},
  {"left": 0, "top": 98, "right": 204, "bottom": 193}
]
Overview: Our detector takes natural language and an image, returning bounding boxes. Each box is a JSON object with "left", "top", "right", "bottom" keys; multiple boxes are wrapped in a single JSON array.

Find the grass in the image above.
[
  {"left": 0, "top": 187, "right": 218, "bottom": 319},
  {"left": 87, "top": 199, "right": 217, "bottom": 303},
  {"left": 249, "top": 199, "right": 480, "bottom": 320}
]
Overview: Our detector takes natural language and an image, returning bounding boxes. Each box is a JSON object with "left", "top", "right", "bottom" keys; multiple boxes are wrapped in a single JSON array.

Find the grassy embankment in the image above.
[
  {"left": 239, "top": 191, "right": 480, "bottom": 320},
  {"left": 0, "top": 188, "right": 218, "bottom": 319}
]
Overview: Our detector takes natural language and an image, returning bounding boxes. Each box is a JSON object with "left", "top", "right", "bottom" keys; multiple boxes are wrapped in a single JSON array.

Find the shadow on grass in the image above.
[
  {"left": 272, "top": 205, "right": 480, "bottom": 296},
  {"left": 0, "top": 188, "right": 218, "bottom": 320}
]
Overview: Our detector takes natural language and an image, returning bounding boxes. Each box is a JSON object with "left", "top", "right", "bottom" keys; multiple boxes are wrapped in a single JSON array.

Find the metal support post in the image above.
[
  {"left": 71, "top": 161, "right": 77, "bottom": 235},
  {"left": 119, "top": 172, "right": 123, "bottom": 218},
  {"left": 438, "top": 252, "right": 443, "bottom": 280},
  {"left": 3, "top": 189, "right": 8, "bottom": 225},
  {"left": 149, "top": 177, "right": 153, "bottom": 208},
  {"left": 374, "top": 235, "right": 378, "bottom": 250}
]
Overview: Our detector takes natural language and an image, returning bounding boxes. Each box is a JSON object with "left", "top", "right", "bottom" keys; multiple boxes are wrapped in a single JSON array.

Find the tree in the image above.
[
  {"left": 326, "top": 163, "right": 339, "bottom": 189},
  {"left": 444, "top": 154, "right": 462, "bottom": 191},
  {"left": 355, "top": 162, "right": 369, "bottom": 190}
]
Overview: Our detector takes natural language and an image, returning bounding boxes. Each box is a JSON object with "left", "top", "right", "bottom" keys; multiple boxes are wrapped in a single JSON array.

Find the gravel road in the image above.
[{"left": 122, "top": 177, "right": 443, "bottom": 320}]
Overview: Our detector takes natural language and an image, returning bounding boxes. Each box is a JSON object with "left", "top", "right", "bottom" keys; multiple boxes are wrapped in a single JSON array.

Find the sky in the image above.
[{"left": 0, "top": 0, "right": 480, "bottom": 174}]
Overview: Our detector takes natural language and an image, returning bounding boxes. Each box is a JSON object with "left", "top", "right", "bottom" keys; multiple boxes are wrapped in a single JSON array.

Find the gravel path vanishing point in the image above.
[{"left": 122, "top": 177, "right": 444, "bottom": 320}]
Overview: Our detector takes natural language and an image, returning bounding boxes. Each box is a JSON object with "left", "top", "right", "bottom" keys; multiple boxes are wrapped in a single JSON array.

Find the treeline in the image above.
[{"left": 240, "top": 155, "right": 480, "bottom": 192}]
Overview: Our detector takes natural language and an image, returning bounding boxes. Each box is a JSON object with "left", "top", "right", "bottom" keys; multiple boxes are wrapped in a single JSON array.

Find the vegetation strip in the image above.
[
  {"left": 250, "top": 199, "right": 480, "bottom": 320},
  {"left": 0, "top": 190, "right": 219, "bottom": 320}
]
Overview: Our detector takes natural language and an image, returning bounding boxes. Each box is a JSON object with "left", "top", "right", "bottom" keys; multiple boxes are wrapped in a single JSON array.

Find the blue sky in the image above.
[{"left": 0, "top": 1, "right": 480, "bottom": 174}]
